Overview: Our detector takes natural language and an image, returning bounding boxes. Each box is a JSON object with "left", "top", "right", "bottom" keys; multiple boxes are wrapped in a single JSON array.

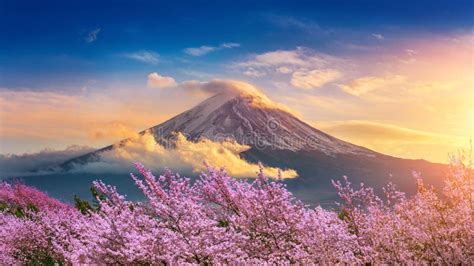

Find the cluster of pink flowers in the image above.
[
  {"left": 0, "top": 182, "right": 70, "bottom": 211},
  {"left": 0, "top": 159, "right": 472, "bottom": 264}
]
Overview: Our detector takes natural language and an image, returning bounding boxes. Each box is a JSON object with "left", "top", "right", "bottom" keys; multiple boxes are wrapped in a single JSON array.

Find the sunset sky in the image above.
[{"left": 0, "top": 0, "right": 472, "bottom": 164}]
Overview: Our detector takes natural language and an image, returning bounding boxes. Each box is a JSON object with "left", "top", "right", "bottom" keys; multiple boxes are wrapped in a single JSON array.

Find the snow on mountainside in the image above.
[{"left": 147, "top": 92, "right": 376, "bottom": 156}]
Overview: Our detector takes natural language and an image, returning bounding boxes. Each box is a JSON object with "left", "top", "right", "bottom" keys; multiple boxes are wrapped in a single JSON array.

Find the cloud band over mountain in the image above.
[{"left": 72, "top": 131, "right": 297, "bottom": 179}]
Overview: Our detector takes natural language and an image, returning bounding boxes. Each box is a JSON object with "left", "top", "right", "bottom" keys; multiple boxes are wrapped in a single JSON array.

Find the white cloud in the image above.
[
  {"left": 84, "top": 28, "right": 101, "bottom": 43},
  {"left": 179, "top": 79, "right": 275, "bottom": 107},
  {"left": 235, "top": 48, "right": 343, "bottom": 88},
  {"left": 184, "top": 42, "right": 241, "bottom": 56},
  {"left": 220, "top": 42, "right": 240, "bottom": 48},
  {"left": 77, "top": 131, "right": 297, "bottom": 179},
  {"left": 184, "top": 46, "right": 216, "bottom": 56},
  {"left": 291, "top": 69, "right": 341, "bottom": 89},
  {"left": 146, "top": 74, "right": 288, "bottom": 112},
  {"left": 124, "top": 51, "right": 159, "bottom": 64},
  {"left": 239, "top": 48, "right": 330, "bottom": 68},
  {"left": 148, "top": 74, "right": 270, "bottom": 100},
  {"left": 371, "top": 33, "right": 384, "bottom": 40},
  {"left": 147, "top": 72, "right": 178, "bottom": 89},
  {"left": 339, "top": 75, "right": 405, "bottom": 96}
]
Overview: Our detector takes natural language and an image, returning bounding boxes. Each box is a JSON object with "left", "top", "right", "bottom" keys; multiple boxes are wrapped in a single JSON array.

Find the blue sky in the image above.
[
  {"left": 0, "top": 0, "right": 472, "bottom": 163},
  {"left": 1, "top": 0, "right": 472, "bottom": 90}
]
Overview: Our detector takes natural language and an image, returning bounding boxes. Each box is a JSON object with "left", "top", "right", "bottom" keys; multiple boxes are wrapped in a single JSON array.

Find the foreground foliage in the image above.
[{"left": 0, "top": 159, "right": 472, "bottom": 264}]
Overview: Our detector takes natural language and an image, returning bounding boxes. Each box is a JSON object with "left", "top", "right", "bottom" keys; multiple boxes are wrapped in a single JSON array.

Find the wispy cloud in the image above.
[
  {"left": 339, "top": 75, "right": 406, "bottom": 96},
  {"left": 220, "top": 42, "right": 240, "bottom": 48},
  {"left": 291, "top": 69, "right": 341, "bottom": 89},
  {"left": 184, "top": 46, "right": 216, "bottom": 56},
  {"left": 180, "top": 70, "right": 213, "bottom": 79},
  {"left": 0, "top": 146, "right": 94, "bottom": 177},
  {"left": 264, "top": 14, "right": 326, "bottom": 34},
  {"left": 405, "top": 49, "right": 417, "bottom": 56},
  {"left": 236, "top": 47, "right": 344, "bottom": 89},
  {"left": 124, "top": 51, "right": 160, "bottom": 64},
  {"left": 84, "top": 28, "right": 101, "bottom": 43},
  {"left": 237, "top": 48, "right": 335, "bottom": 69},
  {"left": 371, "top": 33, "right": 384, "bottom": 40},
  {"left": 184, "top": 42, "right": 240, "bottom": 56},
  {"left": 315, "top": 120, "right": 466, "bottom": 163}
]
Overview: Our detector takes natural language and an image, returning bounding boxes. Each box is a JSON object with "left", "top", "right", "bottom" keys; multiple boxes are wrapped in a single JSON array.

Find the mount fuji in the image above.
[
  {"left": 63, "top": 91, "right": 376, "bottom": 166},
  {"left": 34, "top": 81, "right": 448, "bottom": 205},
  {"left": 1, "top": 80, "right": 440, "bottom": 206}
]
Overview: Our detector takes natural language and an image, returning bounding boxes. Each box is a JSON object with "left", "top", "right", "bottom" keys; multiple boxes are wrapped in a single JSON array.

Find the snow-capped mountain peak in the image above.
[{"left": 148, "top": 92, "right": 375, "bottom": 156}]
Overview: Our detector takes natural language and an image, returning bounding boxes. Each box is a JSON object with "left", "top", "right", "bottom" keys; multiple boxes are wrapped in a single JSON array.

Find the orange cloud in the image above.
[
  {"left": 0, "top": 88, "right": 180, "bottom": 153},
  {"left": 147, "top": 72, "right": 177, "bottom": 88},
  {"left": 0, "top": 79, "right": 297, "bottom": 154},
  {"left": 339, "top": 75, "right": 406, "bottom": 96},
  {"left": 315, "top": 120, "right": 468, "bottom": 163},
  {"left": 88, "top": 122, "right": 139, "bottom": 140}
]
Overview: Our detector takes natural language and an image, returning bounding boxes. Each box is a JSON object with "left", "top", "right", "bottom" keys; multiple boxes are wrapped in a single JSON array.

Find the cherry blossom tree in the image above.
[
  {"left": 332, "top": 157, "right": 473, "bottom": 263},
  {"left": 0, "top": 156, "right": 472, "bottom": 264}
]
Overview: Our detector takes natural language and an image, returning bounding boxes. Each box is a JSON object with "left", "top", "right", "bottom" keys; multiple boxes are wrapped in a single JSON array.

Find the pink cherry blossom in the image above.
[{"left": 0, "top": 157, "right": 472, "bottom": 264}]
